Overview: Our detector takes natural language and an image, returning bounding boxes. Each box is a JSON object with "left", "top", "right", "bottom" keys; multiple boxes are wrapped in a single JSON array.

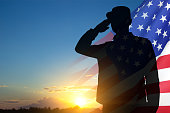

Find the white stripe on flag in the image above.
[
  {"left": 159, "top": 93, "right": 170, "bottom": 106},
  {"left": 158, "top": 68, "right": 170, "bottom": 82}
]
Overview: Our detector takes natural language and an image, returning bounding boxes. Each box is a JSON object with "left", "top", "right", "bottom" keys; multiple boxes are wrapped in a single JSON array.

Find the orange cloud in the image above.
[
  {"left": 43, "top": 85, "right": 96, "bottom": 93},
  {"left": 0, "top": 85, "right": 8, "bottom": 88}
]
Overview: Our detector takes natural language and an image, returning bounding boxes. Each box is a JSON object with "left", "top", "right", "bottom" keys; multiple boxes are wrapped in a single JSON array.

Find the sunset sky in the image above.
[{"left": 0, "top": 0, "right": 144, "bottom": 109}]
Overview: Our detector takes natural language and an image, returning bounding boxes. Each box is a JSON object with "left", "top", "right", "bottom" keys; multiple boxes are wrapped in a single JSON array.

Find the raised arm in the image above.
[
  {"left": 75, "top": 28, "right": 98, "bottom": 57},
  {"left": 75, "top": 19, "right": 110, "bottom": 58}
]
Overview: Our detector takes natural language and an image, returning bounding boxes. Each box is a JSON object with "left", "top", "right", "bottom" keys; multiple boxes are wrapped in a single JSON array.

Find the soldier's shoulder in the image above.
[
  {"left": 138, "top": 36, "right": 150, "bottom": 41},
  {"left": 96, "top": 41, "right": 113, "bottom": 48},
  {"left": 133, "top": 36, "right": 151, "bottom": 44}
]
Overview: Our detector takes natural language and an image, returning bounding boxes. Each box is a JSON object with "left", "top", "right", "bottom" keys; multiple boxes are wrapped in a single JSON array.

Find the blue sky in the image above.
[{"left": 0, "top": 0, "right": 144, "bottom": 109}]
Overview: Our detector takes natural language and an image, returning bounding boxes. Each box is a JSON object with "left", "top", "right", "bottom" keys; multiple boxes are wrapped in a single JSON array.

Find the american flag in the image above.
[
  {"left": 130, "top": 0, "right": 170, "bottom": 112},
  {"left": 72, "top": 0, "right": 170, "bottom": 112}
]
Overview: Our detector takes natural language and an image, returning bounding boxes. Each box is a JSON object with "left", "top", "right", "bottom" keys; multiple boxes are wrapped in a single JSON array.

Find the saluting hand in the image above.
[{"left": 94, "top": 19, "right": 110, "bottom": 33}]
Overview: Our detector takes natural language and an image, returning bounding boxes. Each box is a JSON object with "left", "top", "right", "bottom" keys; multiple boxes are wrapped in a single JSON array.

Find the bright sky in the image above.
[{"left": 0, "top": 0, "right": 144, "bottom": 109}]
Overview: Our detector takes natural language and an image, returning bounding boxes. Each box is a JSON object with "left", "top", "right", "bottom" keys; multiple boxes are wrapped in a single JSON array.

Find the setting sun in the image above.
[{"left": 75, "top": 97, "right": 87, "bottom": 107}]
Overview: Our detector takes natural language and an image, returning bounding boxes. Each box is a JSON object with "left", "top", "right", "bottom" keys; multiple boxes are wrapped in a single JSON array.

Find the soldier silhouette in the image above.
[{"left": 75, "top": 6, "right": 160, "bottom": 113}]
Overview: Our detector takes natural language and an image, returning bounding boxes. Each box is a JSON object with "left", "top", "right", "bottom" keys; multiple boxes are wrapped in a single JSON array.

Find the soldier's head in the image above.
[{"left": 106, "top": 6, "right": 132, "bottom": 33}]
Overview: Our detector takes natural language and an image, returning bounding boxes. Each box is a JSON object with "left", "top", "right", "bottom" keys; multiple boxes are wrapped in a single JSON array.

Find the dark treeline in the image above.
[{"left": 0, "top": 106, "right": 102, "bottom": 113}]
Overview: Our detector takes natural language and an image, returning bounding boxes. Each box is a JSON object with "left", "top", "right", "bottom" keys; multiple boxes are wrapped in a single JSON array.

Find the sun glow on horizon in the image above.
[
  {"left": 50, "top": 85, "right": 101, "bottom": 108},
  {"left": 75, "top": 97, "right": 87, "bottom": 107}
]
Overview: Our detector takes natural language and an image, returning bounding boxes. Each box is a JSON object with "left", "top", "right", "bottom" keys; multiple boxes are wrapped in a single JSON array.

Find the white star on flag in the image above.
[
  {"left": 147, "top": 1, "right": 153, "bottom": 8},
  {"left": 152, "top": 14, "right": 156, "bottom": 20},
  {"left": 158, "top": 1, "right": 164, "bottom": 8},
  {"left": 160, "top": 15, "right": 167, "bottom": 23},
  {"left": 157, "top": 43, "right": 162, "bottom": 51},
  {"left": 142, "top": 3, "right": 145, "bottom": 8},
  {"left": 163, "top": 31, "right": 168, "bottom": 38},
  {"left": 155, "top": 28, "right": 162, "bottom": 36},
  {"left": 129, "top": 24, "right": 133, "bottom": 29},
  {"left": 146, "top": 26, "right": 151, "bottom": 32},
  {"left": 141, "top": 12, "right": 149, "bottom": 19},
  {"left": 152, "top": 40, "right": 157, "bottom": 47},
  {"left": 137, "top": 25, "right": 144, "bottom": 31},
  {"left": 164, "top": 3, "right": 170, "bottom": 10},
  {"left": 136, "top": 8, "right": 140, "bottom": 12},
  {"left": 134, "top": 14, "right": 138, "bottom": 19}
]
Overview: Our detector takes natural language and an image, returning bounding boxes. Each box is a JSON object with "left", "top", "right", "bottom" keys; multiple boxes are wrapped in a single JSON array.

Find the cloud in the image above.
[
  {"left": 43, "top": 85, "right": 95, "bottom": 93},
  {"left": 23, "top": 86, "right": 28, "bottom": 89},
  {"left": 44, "top": 86, "right": 57, "bottom": 90},
  {"left": 43, "top": 86, "right": 66, "bottom": 93},
  {"left": 0, "top": 85, "right": 8, "bottom": 88},
  {"left": 22, "top": 97, "right": 68, "bottom": 109},
  {"left": 68, "top": 86, "right": 94, "bottom": 90},
  {"left": 50, "top": 86, "right": 57, "bottom": 88},
  {"left": 3, "top": 100, "right": 19, "bottom": 104},
  {"left": 85, "top": 74, "right": 94, "bottom": 77},
  {"left": 44, "top": 87, "right": 49, "bottom": 90}
]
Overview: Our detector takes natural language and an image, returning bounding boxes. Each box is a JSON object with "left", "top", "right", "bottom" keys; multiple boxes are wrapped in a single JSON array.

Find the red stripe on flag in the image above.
[
  {"left": 157, "top": 106, "right": 170, "bottom": 113},
  {"left": 70, "top": 56, "right": 87, "bottom": 66},
  {"left": 160, "top": 80, "right": 170, "bottom": 93},
  {"left": 69, "top": 68, "right": 88, "bottom": 81},
  {"left": 157, "top": 54, "right": 170, "bottom": 69},
  {"left": 75, "top": 64, "right": 98, "bottom": 85}
]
